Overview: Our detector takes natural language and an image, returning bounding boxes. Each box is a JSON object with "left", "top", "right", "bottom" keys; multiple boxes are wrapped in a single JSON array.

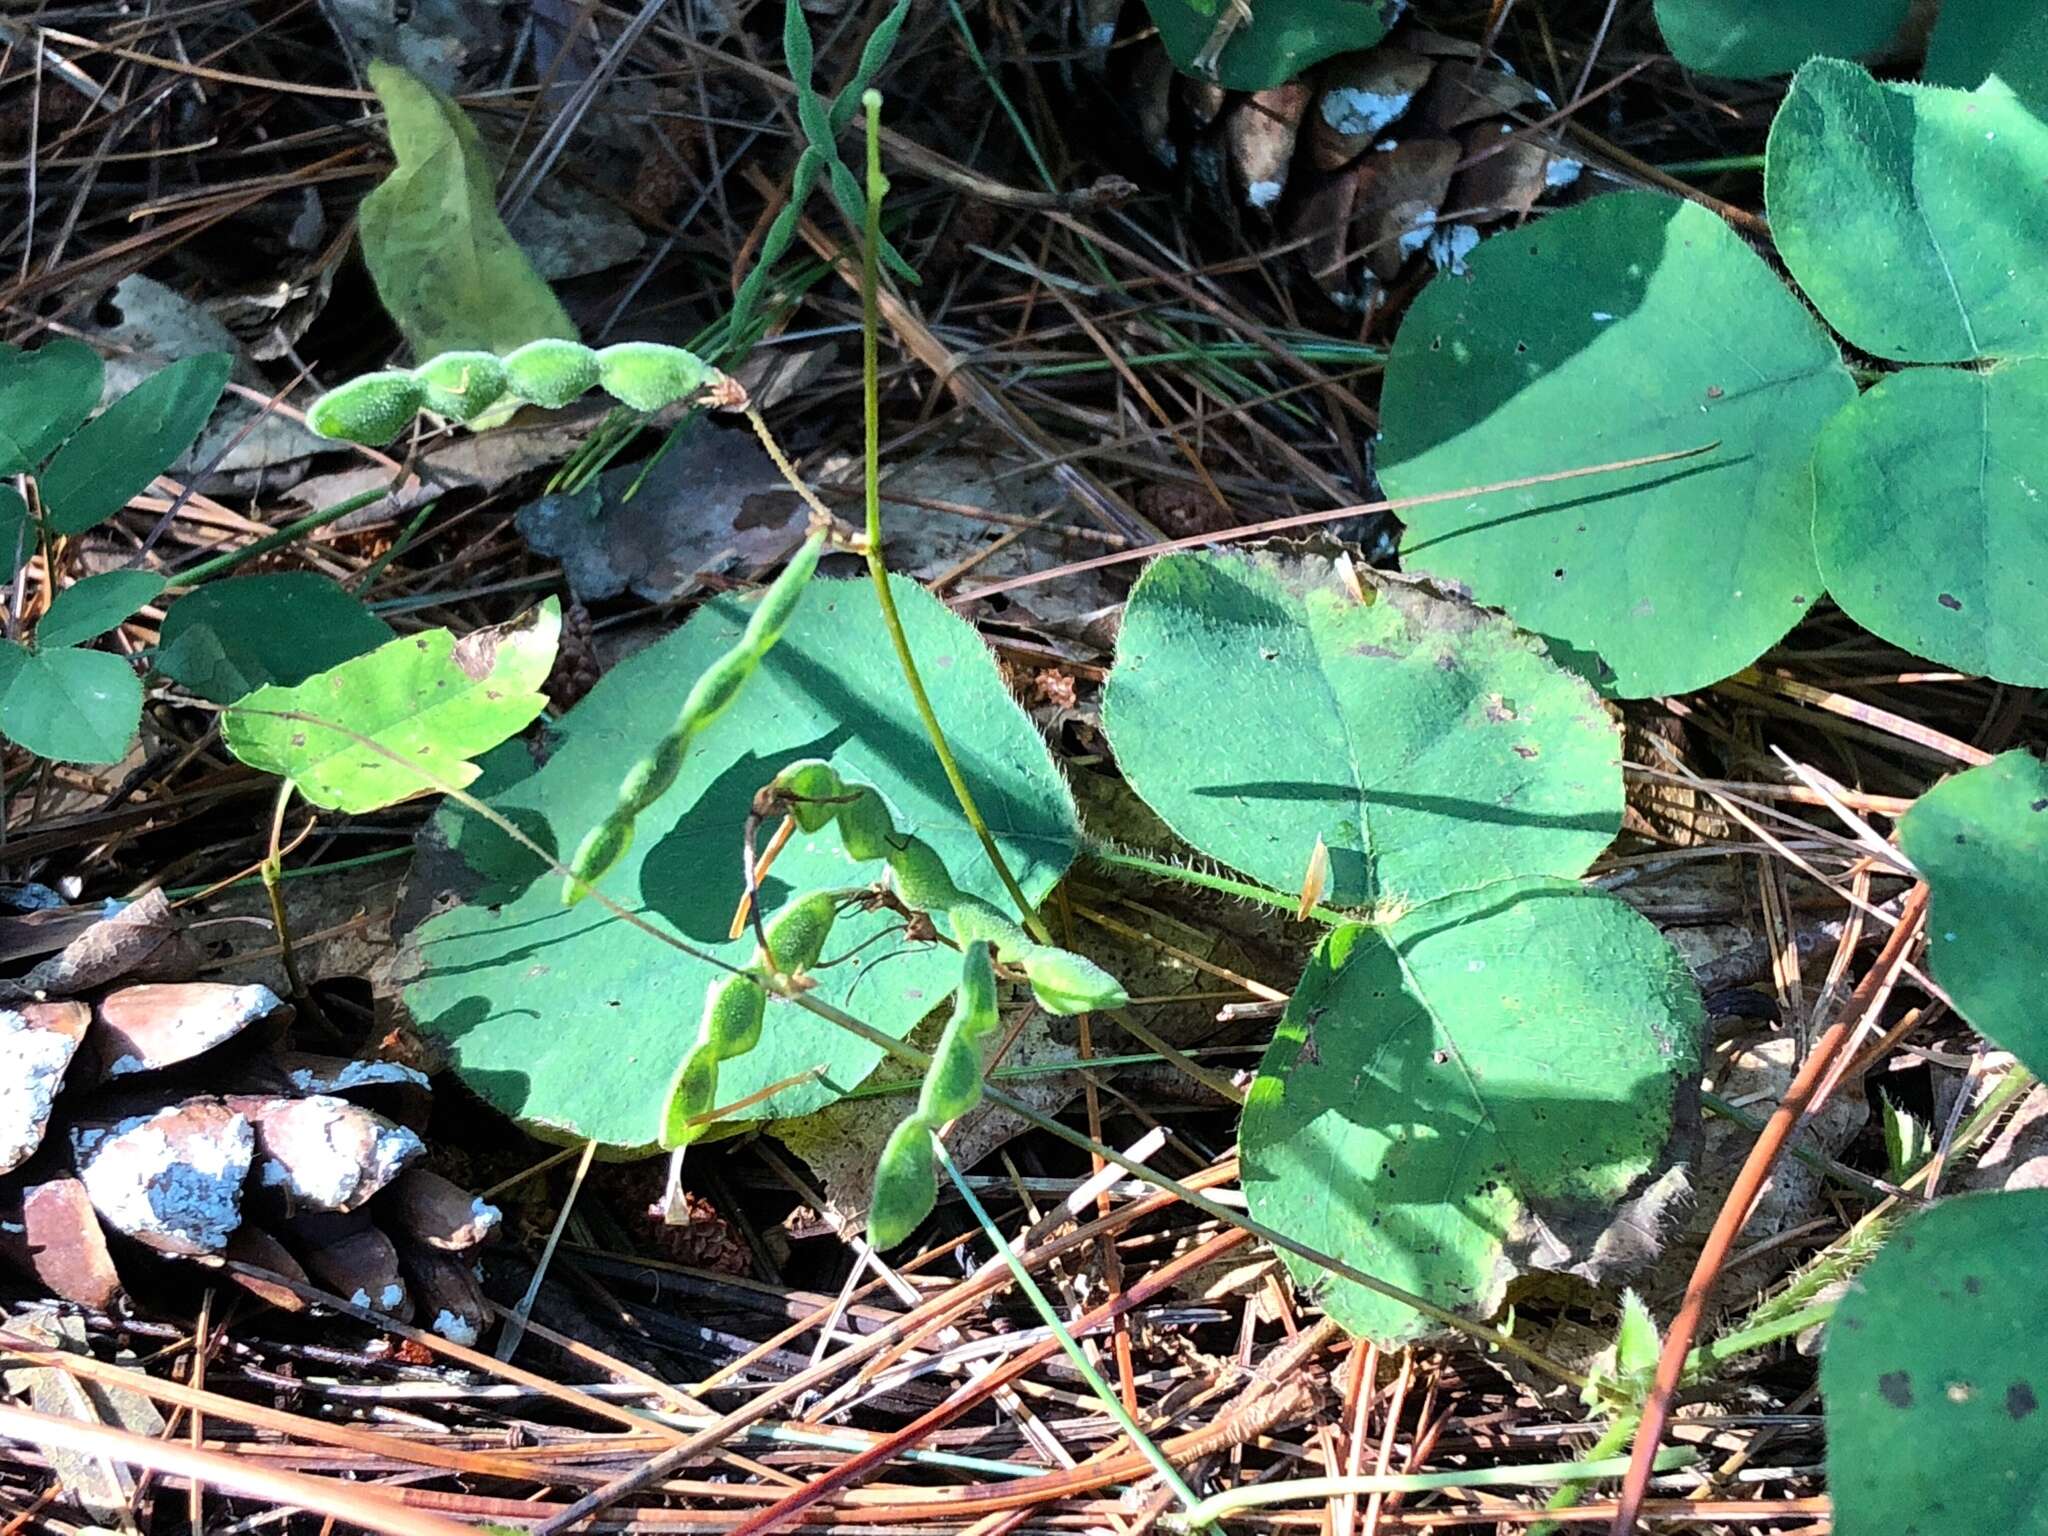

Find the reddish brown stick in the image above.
[{"left": 1609, "top": 883, "right": 1927, "bottom": 1534}]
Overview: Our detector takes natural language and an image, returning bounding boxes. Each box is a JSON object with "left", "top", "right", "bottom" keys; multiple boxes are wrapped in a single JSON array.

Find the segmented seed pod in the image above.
[
  {"left": 306, "top": 370, "right": 424, "bottom": 443},
  {"left": 502, "top": 338, "right": 601, "bottom": 407},
  {"left": 661, "top": 892, "right": 840, "bottom": 1147},
  {"left": 867, "top": 942, "right": 1000, "bottom": 1248},
  {"left": 1012, "top": 945, "right": 1126, "bottom": 1014},
  {"left": 594, "top": 342, "right": 716, "bottom": 412},
  {"left": 562, "top": 815, "right": 634, "bottom": 905},
  {"left": 869, "top": 1117, "right": 935, "bottom": 1249},
  {"left": 413, "top": 351, "right": 509, "bottom": 420},
  {"left": 760, "top": 760, "right": 1128, "bottom": 1016},
  {"left": 562, "top": 531, "right": 827, "bottom": 905}
]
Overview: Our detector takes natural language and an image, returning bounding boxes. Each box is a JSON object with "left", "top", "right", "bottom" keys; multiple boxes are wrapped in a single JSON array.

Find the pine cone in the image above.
[{"left": 1107, "top": 18, "right": 1601, "bottom": 318}]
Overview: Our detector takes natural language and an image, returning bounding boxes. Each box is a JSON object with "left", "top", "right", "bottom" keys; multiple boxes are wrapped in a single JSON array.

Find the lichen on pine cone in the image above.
[
  {"left": 1091, "top": 10, "right": 1605, "bottom": 317},
  {"left": 1, "top": 907, "right": 502, "bottom": 1344}
]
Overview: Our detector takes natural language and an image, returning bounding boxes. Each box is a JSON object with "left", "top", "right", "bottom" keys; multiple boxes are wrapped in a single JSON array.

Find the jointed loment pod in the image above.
[
  {"left": 661, "top": 891, "right": 841, "bottom": 1147},
  {"left": 303, "top": 341, "right": 745, "bottom": 444},
  {"left": 869, "top": 940, "right": 1001, "bottom": 1248},
  {"left": 760, "top": 759, "right": 1127, "bottom": 1018},
  {"left": 561, "top": 528, "right": 829, "bottom": 905}
]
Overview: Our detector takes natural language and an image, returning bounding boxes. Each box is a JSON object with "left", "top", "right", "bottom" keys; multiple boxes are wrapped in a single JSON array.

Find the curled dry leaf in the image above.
[{"left": 0, "top": 889, "right": 181, "bottom": 1003}]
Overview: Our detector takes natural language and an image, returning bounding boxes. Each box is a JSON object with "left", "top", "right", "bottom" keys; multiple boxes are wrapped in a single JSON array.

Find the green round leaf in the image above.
[
  {"left": 1651, "top": 0, "right": 1909, "bottom": 78},
  {"left": 37, "top": 570, "right": 168, "bottom": 650},
  {"left": 1379, "top": 191, "right": 1854, "bottom": 697},
  {"left": 1766, "top": 61, "right": 2048, "bottom": 363},
  {"left": 1102, "top": 549, "right": 1621, "bottom": 910},
  {"left": 1242, "top": 880, "right": 1704, "bottom": 1344},
  {"left": 40, "top": 354, "right": 233, "bottom": 537},
  {"left": 1925, "top": 0, "right": 2048, "bottom": 105},
  {"left": 0, "top": 487, "right": 28, "bottom": 583},
  {"left": 1137, "top": 0, "right": 1393, "bottom": 91},
  {"left": 1897, "top": 751, "right": 2048, "bottom": 1078},
  {"left": 397, "top": 577, "right": 1080, "bottom": 1152},
  {"left": 156, "top": 574, "right": 395, "bottom": 703},
  {"left": 1812, "top": 363, "right": 2048, "bottom": 685},
  {"left": 0, "top": 339, "right": 103, "bottom": 476},
  {"left": 0, "top": 641, "right": 143, "bottom": 764},
  {"left": 223, "top": 601, "right": 558, "bottom": 813},
  {"left": 1823, "top": 1190, "right": 2048, "bottom": 1536}
]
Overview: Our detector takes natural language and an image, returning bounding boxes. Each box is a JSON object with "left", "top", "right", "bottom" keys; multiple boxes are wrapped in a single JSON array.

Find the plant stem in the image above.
[
  {"left": 174, "top": 486, "right": 393, "bottom": 587},
  {"left": 1531, "top": 1414, "right": 1638, "bottom": 1536},
  {"left": 937, "top": 1144, "right": 1208, "bottom": 1524},
  {"left": 855, "top": 90, "right": 1050, "bottom": 942},
  {"left": 260, "top": 778, "right": 324, "bottom": 1027},
  {"left": 1084, "top": 842, "right": 1354, "bottom": 924}
]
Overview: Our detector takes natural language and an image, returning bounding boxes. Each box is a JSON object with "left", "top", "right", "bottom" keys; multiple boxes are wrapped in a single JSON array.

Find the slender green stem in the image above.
[
  {"left": 1530, "top": 1414, "right": 1638, "bottom": 1536},
  {"left": 937, "top": 1144, "right": 1207, "bottom": 1523},
  {"left": 259, "top": 778, "right": 324, "bottom": 1026},
  {"left": 174, "top": 486, "right": 393, "bottom": 587},
  {"left": 855, "top": 90, "right": 1050, "bottom": 942},
  {"left": 1656, "top": 153, "right": 1766, "bottom": 175},
  {"left": 1083, "top": 842, "right": 1354, "bottom": 925},
  {"left": 1166, "top": 1449, "right": 1698, "bottom": 1531}
]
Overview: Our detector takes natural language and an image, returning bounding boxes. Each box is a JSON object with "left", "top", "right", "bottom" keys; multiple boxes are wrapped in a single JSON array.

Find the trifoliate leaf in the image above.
[
  {"left": 1379, "top": 191, "right": 1853, "bottom": 697},
  {"left": 1767, "top": 61, "right": 2048, "bottom": 363}
]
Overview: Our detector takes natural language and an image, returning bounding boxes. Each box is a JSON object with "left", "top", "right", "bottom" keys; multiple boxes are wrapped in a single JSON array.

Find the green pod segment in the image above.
[
  {"left": 503, "top": 338, "right": 602, "bottom": 408},
  {"left": 1013, "top": 944, "right": 1128, "bottom": 1015},
  {"left": 659, "top": 892, "right": 841, "bottom": 1149},
  {"left": 868, "top": 1116, "right": 937, "bottom": 1250},
  {"left": 762, "top": 890, "right": 840, "bottom": 976},
  {"left": 665, "top": 977, "right": 767, "bottom": 1143},
  {"left": 562, "top": 814, "right": 634, "bottom": 905},
  {"left": 594, "top": 342, "right": 715, "bottom": 412},
  {"left": 919, "top": 942, "right": 998, "bottom": 1124},
  {"left": 615, "top": 729, "right": 693, "bottom": 819},
  {"left": 306, "top": 371, "right": 426, "bottom": 444},
  {"left": 744, "top": 530, "right": 828, "bottom": 649},
  {"left": 413, "top": 351, "right": 509, "bottom": 420}
]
